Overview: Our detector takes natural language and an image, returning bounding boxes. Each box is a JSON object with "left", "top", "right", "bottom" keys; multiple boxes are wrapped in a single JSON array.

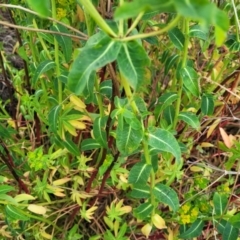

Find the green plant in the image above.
[{"left": 0, "top": 0, "right": 240, "bottom": 239}]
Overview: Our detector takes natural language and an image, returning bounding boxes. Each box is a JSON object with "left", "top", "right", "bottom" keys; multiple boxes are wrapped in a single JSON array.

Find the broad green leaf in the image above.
[
  {"left": 124, "top": 117, "right": 142, "bottom": 130},
  {"left": 215, "top": 219, "right": 227, "bottom": 234},
  {"left": 117, "top": 41, "right": 150, "bottom": 90},
  {"left": 68, "top": 33, "right": 121, "bottom": 94},
  {"left": 32, "top": 60, "right": 56, "bottom": 87},
  {"left": 168, "top": 27, "right": 185, "bottom": 50},
  {"left": 179, "top": 219, "right": 204, "bottom": 238},
  {"left": 128, "top": 162, "right": 152, "bottom": 184},
  {"left": 5, "top": 205, "right": 29, "bottom": 221},
  {"left": 163, "top": 105, "right": 175, "bottom": 125},
  {"left": 81, "top": 139, "right": 101, "bottom": 151},
  {"left": 213, "top": 193, "right": 228, "bottom": 216},
  {"left": 62, "top": 136, "right": 79, "bottom": 156},
  {"left": 180, "top": 66, "right": 200, "bottom": 97},
  {"left": 178, "top": 112, "right": 200, "bottom": 129},
  {"left": 174, "top": 0, "right": 229, "bottom": 32},
  {"left": 189, "top": 25, "right": 208, "bottom": 40},
  {"left": 164, "top": 54, "right": 179, "bottom": 75},
  {"left": 134, "top": 202, "right": 153, "bottom": 220},
  {"left": 0, "top": 185, "right": 14, "bottom": 194},
  {"left": 116, "top": 123, "right": 143, "bottom": 155},
  {"left": 148, "top": 127, "right": 181, "bottom": 162},
  {"left": 51, "top": 24, "right": 73, "bottom": 63},
  {"left": 48, "top": 105, "right": 61, "bottom": 133},
  {"left": 130, "top": 184, "right": 150, "bottom": 198},
  {"left": 27, "top": 0, "right": 51, "bottom": 17},
  {"left": 215, "top": 25, "right": 227, "bottom": 47},
  {"left": 114, "top": 0, "right": 175, "bottom": 20},
  {"left": 201, "top": 93, "right": 214, "bottom": 115},
  {"left": 223, "top": 222, "right": 239, "bottom": 240},
  {"left": 93, "top": 117, "right": 108, "bottom": 148},
  {"left": 229, "top": 213, "right": 240, "bottom": 229},
  {"left": 153, "top": 183, "right": 179, "bottom": 212}
]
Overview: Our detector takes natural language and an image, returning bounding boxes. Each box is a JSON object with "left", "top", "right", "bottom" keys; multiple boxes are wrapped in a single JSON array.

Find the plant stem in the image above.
[
  {"left": 173, "top": 18, "right": 189, "bottom": 129},
  {"left": 32, "top": 19, "right": 52, "bottom": 60},
  {"left": 51, "top": 0, "right": 62, "bottom": 103},
  {"left": 120, "top": 75, "right": 138, "bottom": 113},
  {"left": 95, "top": 78, "right": 104, "bottom": 117},
  {"left": 118, "top": 0, "right": 124, "bottom": 37},
  {"left": 143, "top": 140, "right": 155, "bottom": 213},
  {"left": 125, "top": 11, "right": 144, "bottom": 37},
  {"left": 120, "top": 15, "right": 181, "bottom": 42},
  {"left": 231, "top": 0, "right": 240, "bottom": 41},
  {"left": 77, "top": 0, "right": 117, "bottom": 37}
]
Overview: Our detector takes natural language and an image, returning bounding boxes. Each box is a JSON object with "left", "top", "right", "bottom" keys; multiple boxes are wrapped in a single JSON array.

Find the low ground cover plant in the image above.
[{"left": 0, "top": 0, "right": 240, "bottom": 239}]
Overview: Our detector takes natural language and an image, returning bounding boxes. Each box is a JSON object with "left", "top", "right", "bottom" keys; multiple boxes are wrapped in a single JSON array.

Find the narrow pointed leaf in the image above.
[
  {"left": 93, "top": 117, "right": 108, "bottom": 148},
  {"left": 68, "top": 33, "right": 121, "bottom": 94},
  {"left": 116, "top": 123, "right": 143, "bottom": 155},
  {"left": 134, "top": 202, "right": 153, "bottom": 220},
  {"left": 153, "top": 183, "right": 179, "bottom": 212},
  {"left": 164, "top": 54, "right": 179, "bottom": 75},
  {"left": 178, "top": 112, "right": 200, "bottom": 129},
  {"left": 213, "top": 193, "right": 228, "bottom": 216},
  {"left": 0, "top": 185, "right": 14, "bottom": 194},
  {"left": 81, "top": 139, "right": 101, "bottom": 151},
  {"left": 0, "top": 194, "right": 18, "bottom": 204},
  {"left": 158, "top": 92, "right": 178, "bottom": 112},
  {"left": 179, "top": 219, "right": 204, "bottom": 238},
  {"left": 51, "top": 24, "right": 72, "bottom": 62},
  {"left": 163, "top": 105, "right": 175, "bottom": 125},
  {"left": 189, "top": 25, "right": 208, "bottom": 40},
  {"left": 117, "top": 41, "right": 150, "bottom": 90},
  {"left": 201, "top": 93, "right": 214, "bottom": 115},
  {"left": 5, "top": 205, "right": 29, "bottom": 221},
  {"left": 168, "top": 27, "right": 185, "bottom": 50},
  {"left": 128, "top": 162, "right": 152, "bottom": 184},
  {"left": 180, "top": 66, "right": 200, "bottom": 97},
  {"left": 62, "top": 136, "right": 79, "bottom": 156},
  {"left": 48, "top": 105, "right": 61, "bottom": 133},
  {"left": 32, "top": 60, "right": 56, "bottom": 87},
  {"left": 130, "top": 184, "right": 150, "bottom": 198},
  {"left": 148, "top": 127, "right": 181, "bottom": 162}
]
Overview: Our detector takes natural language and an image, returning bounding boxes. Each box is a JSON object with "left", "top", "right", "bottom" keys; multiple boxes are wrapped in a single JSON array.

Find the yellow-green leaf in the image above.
[
  {"left": 28, "top": 204, "right": 47, "bottom": 215},
  {"left": 152, "top": 214, "right": 167, "bottom": 229}
]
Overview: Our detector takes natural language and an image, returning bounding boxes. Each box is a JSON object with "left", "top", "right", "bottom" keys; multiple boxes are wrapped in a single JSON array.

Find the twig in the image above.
[
  {"left": 0, "top": 20, "right": 87, "bottom": 40},
  {"left": 0, "top": 3, "right": 88, "bottom": 38}
]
